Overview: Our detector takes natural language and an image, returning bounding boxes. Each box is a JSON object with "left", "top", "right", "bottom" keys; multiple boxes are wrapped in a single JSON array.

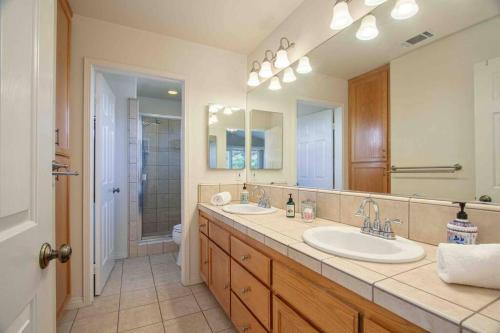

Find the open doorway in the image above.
[
  {"left": 87, "top": 63, "right": 185, "bottom": 299},
  {"left": 296, "top": 100, "right": 343, "bottom": 190}
]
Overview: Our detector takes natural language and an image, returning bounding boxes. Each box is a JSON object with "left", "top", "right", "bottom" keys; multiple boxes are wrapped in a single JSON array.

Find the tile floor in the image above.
[{"left": 57, "top": 253, "right": 236, "bottom": 333}]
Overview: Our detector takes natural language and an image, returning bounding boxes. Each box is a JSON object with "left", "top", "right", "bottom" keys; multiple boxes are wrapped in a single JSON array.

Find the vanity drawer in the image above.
[
  {"left": 273, "top": 261, "right": 358, "bottom": 333},
  {"left": 231, "top": 236, "right": 271, "bottom": 286},
  {"left": 209, "top": 220, "right": 230, "bottom": 252},
  {"left": 231, "top": 292, "right": 267, "bottom": 333},
  {"left": 199, "top": 215, "right": 208, "bottom": 235},
  {"left": 231, "top": 259, "right": 271, "bottom": 330}
]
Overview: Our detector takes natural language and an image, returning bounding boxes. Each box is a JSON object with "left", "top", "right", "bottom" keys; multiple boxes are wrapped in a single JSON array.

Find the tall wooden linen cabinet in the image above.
[
  {"left": 55, "top": 0, "right": 73, "bottom": 317},
  {"left": 348, "top": 64, "right": 390, "bottom": 193}
]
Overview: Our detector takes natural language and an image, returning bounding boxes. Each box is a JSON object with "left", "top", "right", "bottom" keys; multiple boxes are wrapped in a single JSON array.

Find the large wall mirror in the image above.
[
  {"left": 246, "top": 0, "right": 500, "bottom": 204},
  {"left": 207, "top": 104, "right": 246, "bottom": 169},
  {"left": 250, "top": 110, "right": 283, "bottom": 170}
]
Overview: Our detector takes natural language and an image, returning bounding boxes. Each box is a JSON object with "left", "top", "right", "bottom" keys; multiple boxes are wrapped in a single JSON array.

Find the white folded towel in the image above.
[
  {"left": 437, "top": 243, "right": 500, "bottom": 289},
  {"left": 210, "top": 192, "right": 232, "bottom": 206}
]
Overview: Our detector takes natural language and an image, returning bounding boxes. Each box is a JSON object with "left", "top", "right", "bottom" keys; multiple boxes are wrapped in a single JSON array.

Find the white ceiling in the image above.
[
  {"left": 137, "top": 77, "right": 183, "bottom": 101},
  {"left": 68, "top": 0, "right": 305, "bottom": 54},
  {"left": 308, "top": 0, "right": 500, "bottom": 79}
]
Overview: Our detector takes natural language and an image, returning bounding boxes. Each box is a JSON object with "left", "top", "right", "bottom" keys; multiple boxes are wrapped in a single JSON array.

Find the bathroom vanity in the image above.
[{"left": 198, "top": 208, "right": 426, "bottom": 333}]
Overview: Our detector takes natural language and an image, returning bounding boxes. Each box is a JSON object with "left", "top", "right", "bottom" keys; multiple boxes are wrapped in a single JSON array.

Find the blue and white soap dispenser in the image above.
[{"left": 447, "top": 202, "right": 478, "bottom": 244}]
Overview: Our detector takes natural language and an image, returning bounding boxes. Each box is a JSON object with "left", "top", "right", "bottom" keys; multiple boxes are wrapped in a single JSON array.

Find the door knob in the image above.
[
  {"left": 39, "top": 243, "right": 72, "bottom": 269},
  {"left": 113, "top": 187, "right": 120, "bottom": 193}
]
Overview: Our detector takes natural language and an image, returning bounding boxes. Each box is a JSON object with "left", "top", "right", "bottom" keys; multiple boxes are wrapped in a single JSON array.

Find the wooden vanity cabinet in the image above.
[
  {"left": 199, "top": 232, "right": 209, "bottom": 283},
  {"left": 273, "top": 295, "right": 319, "bottom": 333},
  {"left": 208, "top": 239, "right": 230, "bottom": 315},
  {"left": 199, "top": 211, "right": 426, "bottom": 333}
]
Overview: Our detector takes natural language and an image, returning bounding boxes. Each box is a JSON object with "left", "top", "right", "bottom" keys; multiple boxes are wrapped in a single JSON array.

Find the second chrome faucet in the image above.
[{"left": 355, "top": 197, "right": 401, "bottom": 240}]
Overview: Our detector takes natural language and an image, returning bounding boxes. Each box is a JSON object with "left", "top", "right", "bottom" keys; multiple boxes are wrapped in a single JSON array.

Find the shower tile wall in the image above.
[{"left": 141, "top": 117, "right": 181, "bottom": 237}]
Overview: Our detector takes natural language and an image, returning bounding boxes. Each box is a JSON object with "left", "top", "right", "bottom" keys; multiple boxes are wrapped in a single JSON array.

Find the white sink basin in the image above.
[
  {"left": 222, "top": 204, "right": 277, "bottom": 215},
  {"left": 303, "top": 226, "right": 425, "bottom": 263}
]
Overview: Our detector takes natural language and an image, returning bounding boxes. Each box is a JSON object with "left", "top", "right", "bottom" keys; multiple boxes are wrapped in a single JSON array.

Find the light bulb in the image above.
[
  {"left": 208, "top": 104, "right": 219, "bottom": 113},
  {"left": 296, "top": 56, "right": 312, "bottom": 74},
  {"left": 364, "top": 0, "right": 386, "bottom": 6},
  {"left": 209, "top": 114, "right": 218, "bottom": 125},
  {"left": 259, "top": 60, "right": 273, "bottom": 78},
  {"left": 247, "top": 71, "right": 260, "bottom": 86},
  {"left": 268, "top": 76, "right": 282, "bottom": 91},
  {"left": 274, "top": 49, "right": 290, "bottom": 69},
  {"left": 282, "top": 67, "right": 296, "bottom": 83},
  {"left": 356, "top": 15, "right": 379, "bottom": 40},
  {"left": 391, "top": 0, "right": 419, "bottom": 20},
  {"left": 223, "top": 107, "right": 232, "bottom": 115},
  {"left": 330, "top": 1, "right": 353, "bottom": 30}
]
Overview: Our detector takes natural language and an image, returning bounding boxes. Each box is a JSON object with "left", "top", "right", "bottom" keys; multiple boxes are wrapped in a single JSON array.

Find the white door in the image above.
[
  {"left": 297, "top": 110, "right": 334, "bottom": 189},
  {"left": 0, "top": 0, "right": 56, "bottom": 332},
  {"left": 264, "top": 126, "right": 283, "bottom": 169},
  {"left": 95, "top": 73, "right": 117, "bottom": 295},
  {"left": 474, "top": 57, "right": 500, "bottom": 203}
]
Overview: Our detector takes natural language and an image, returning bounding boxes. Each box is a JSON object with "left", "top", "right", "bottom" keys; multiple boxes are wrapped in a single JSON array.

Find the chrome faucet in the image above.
[
  {"left": 254, "top": 186, "right": 271, "bottom": 208},
  {"left": 355, "top": 198, "right": 401, "bottom": 240}
]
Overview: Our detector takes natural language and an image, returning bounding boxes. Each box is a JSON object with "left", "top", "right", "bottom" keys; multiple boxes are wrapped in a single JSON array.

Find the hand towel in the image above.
[
  {"left": 437, "top": 243, "right": 500, "bottom": 289},
  {"left": 210, "top": 191, "right": 232, "bottom": 206}
]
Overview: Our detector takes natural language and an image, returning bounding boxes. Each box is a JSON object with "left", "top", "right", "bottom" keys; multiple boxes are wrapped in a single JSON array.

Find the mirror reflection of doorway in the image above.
[{"left": 296, "top": 100, "right": 343, "bottom": 190}]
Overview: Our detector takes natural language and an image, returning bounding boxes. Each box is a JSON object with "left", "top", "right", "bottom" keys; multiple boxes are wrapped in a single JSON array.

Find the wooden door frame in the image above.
[
  {"left": 347, "top": 64, "right": 391, "bottom": 192},
  {"left": 82, "top": 58, "right": 189, "bottom": 306}
]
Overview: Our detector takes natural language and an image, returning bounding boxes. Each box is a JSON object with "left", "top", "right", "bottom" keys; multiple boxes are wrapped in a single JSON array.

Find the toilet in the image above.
[{"left": 172, "top": 224, "right": 182, "bottom": 266}]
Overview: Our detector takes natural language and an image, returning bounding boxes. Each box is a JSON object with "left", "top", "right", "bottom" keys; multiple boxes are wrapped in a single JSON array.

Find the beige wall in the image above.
[
  {"left": 390, "top": 16, "right": 500, "bottom": 202},
  {"left": 69, "top": 15, "right": 247, "bottom": 301},
  {"left": 246, "top": 71, "right": 347, "bottom": 185}
]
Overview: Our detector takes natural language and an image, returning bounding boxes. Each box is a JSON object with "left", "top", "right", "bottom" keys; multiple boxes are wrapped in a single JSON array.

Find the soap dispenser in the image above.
[
  {"left": 240, "top": 183, "right": 249, "bottom": 204},
  {"left": 447, "top": 202, "right": 478, "bottom": 244}
]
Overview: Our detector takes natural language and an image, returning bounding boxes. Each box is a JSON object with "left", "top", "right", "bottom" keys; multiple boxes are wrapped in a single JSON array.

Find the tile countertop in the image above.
[{"left": 198, "top": 203, "right": 500, "bottom": 333}]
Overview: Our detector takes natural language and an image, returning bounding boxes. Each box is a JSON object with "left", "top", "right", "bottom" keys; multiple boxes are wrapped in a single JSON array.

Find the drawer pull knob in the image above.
[
  {"left": 241, "top": 254, "right": 251, "bottom": 261},
  {"left": 241, "top": 326, "right": 250, "bottom": 332},
  {"left": 203, "top": 260, "right": 208, "bottom": 264},
  {"left": 224, "top": 283, "right": 229, "bottom": 290},
  {"left": 240, "top": 287, "right": 251, "bottom": 294}
]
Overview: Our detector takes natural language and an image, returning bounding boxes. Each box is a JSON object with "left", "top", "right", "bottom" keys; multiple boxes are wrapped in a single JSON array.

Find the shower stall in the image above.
[{"left": 139, "top": 115, "right": 181, "bottom": 238}]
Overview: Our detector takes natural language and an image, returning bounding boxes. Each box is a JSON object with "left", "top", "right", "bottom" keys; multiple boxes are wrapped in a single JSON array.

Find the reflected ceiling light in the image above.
[
  {"left": 391, "top": 0, "right": 419, "bottom": 20},
  {"left": 296, "top": 56, "right": 312, "bottom": 74},
  {"left": 364, "top": 0, "right": 387, "bottom": 6},
  {"left": 330, "top": 1, "right": 353, "bottom": 30},
  {"left": 223, "top": 107, "right": 233, "bottom": 115},
  {"left": 259, "top": 50, "right": 274, "bottom": 78},
  {"left": 356, "top": 15, "right": 379, "bottom": 40},
  {"left": 208, "top": 114, "right": 218, "bottom": 125},
  {"left": 268, "top": 76, "right": 282, "bottom": 90},
  {"left": 167, "top": 90, "right": 178, "bottom": 95},
  {"left": 282, "top": 67, "right": 297, "bottom": 83},
  {"left": 208, "top": 104, "right": 219, "bottom": 113},
  {"left": 274, "top": 37, "right": 294, "bottom": 69},
  {"left": 247, "top": 61, "right": 261, "bottom": 86}
]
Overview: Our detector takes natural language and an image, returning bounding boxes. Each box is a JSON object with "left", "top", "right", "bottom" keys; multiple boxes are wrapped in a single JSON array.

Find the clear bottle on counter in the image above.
[{"left": 301, "top": 199, "right": 316, "bottom": 223}]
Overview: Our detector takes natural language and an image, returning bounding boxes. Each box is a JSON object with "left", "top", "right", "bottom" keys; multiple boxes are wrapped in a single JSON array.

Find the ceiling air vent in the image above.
[{"left": 401, "top": 31, "right": 434, "bottom": 47}]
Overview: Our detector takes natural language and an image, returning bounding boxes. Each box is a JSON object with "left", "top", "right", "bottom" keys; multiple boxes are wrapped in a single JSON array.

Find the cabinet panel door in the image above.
[
  {"left": 55, "top": 0, "right": 71, "bottom": 155},
  {"left": 350, "top": 162, "right": 389, "bottom": 193},
  {"left": 208, "top": 240, "right": 230, "bottom": 315},
  {"left": 349, "top": 65, "right": 388, "bottom": 163},
  {"left": 200, "top": 232, "right": 209, "bottom": 283},
  {"left": 231, "top": 292, "right": 267, "bottom": 333},
  {"left": 273, "top": 296, "right": 319, "bottom": 333},
  {"left": 364, "top": 319, "right": 392, "bottom": 333}
]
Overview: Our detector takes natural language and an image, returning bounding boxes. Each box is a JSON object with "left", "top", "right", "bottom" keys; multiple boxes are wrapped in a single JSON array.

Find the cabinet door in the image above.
[
  {"left": 364, "top": 319, "right": 392, "bottom": 333},
  {"left": 350, "top": 162, "right": 388, "bottom": 193},
  {"left": 208, "top": 240, "right": 230, "bottom": 315},
  {"left": 55, "top": 0, "right": 71, "bottom": 155},
  {"left": 199, "top": 232, "right": 209, "bottom": 284},
  {"left": 273, "top": 296, "right": 319, "bottom": 333}
]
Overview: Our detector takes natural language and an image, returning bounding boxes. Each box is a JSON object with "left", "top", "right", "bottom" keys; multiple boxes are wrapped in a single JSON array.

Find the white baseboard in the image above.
[{"left": 64, "top": 296, "right": 85, "bottom": 310}]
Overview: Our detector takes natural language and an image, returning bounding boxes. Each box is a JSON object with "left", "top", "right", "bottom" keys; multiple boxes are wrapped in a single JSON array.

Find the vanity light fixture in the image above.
[
  {"left": 391, "top": 0, "right": 419, "bottom": 20},
  {"left": 259, "top": 50, "right": 274, "bottom": 78},
  {"left": 268, "top": 76, "right": 282, "bottom": 90},
  {"left": 282, "top": 67, "right": 297, "bottom": 83},
  {"left": 274, "top": 37, "right": 295, "bottom": 69},
  {"left": 330, "top": 1, "right": 354, "bottom": 30},
  {"left": 208, "top": 104, "right": 220, "bottom": 113},
  {"left": 364, "top": 0, "right": 387, "bottom": 6},
  {"left": 247, "top": 61, "right": 261, "bottom": 87},
  {"left": 296, "top": 56, "right": 312, "bottom": 74},
  {"left": 223, "top": 107, "right": 233, "bottom": 115},
  {"left": 356, "top": 15, "right": 379, "bottom": 40},
  {"left": 208, "top": 113, "right": 218, "bottom": 125}
]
